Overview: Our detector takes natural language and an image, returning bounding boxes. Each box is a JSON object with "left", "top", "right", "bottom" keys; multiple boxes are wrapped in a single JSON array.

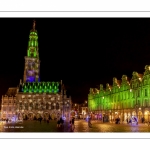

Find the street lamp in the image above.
[{"left": 62, "top": 91, "right": 64, "bottom": 118}]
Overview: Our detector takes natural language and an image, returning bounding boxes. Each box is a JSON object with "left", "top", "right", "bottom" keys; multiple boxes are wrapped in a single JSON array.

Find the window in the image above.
[
  {"left": 128, "top": 92, "right": 130, "bottom": 99},
  {"left": 128, "top": 102, "right": 130, "bottom": 108},
  {"left": 137, "top": 90, "right": 140, "bottom": 97},
  {"left": 138, "top": 100, "right": 140, "bottom": 106},
  {"left": 133, "top": 101, "right": 135, "bottom": 107},
  {"left": 145, "top": 100, "right": 148, "bottom": 107},
  {"left": 145, "top": 89, "right": 148, "bottom": 96}
]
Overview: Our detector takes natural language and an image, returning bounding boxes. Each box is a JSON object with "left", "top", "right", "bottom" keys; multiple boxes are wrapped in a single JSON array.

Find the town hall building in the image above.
[{"left": 1, "top": 21, "right": 72, "bottom": 121}]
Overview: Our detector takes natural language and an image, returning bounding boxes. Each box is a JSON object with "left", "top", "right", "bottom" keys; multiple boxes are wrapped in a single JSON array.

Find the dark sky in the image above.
[{"left": 0, "top": 18, "right": 150, "bottom": 104}]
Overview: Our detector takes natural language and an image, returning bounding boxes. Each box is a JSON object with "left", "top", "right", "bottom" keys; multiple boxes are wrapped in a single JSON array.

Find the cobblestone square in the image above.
[{"left": 1, "top": 119, "right": 150, "bottom": 132}]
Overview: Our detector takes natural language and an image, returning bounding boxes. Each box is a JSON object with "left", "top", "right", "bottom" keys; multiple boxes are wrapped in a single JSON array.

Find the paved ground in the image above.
[
  {"left": 1, "top": 119, "right": 150, "bottom": 132},
  {"left": 74, "top": 120, "right": 150, "bottom": 132},
  {"left": 0, "top": 120, "right": 72, "bottom": 132}
]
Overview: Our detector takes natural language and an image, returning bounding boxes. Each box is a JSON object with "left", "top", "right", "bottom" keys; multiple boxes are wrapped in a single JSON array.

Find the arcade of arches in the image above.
[{"left": 1, "top": 92, "right": 71, "bottom": 121}]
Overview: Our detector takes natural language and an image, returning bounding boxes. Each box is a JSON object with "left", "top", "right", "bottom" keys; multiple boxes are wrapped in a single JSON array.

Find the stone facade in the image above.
[
  {"left": 1, "top": 87, "right": 71, "bottom": 121},
  {"left": 88, "top": 65, "right": 150, "bottom": 123}
]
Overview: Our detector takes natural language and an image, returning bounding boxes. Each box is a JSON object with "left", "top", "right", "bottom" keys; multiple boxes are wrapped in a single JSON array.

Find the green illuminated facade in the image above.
[
  {"left": 22, "top": 82, "right": 59, "bottom": 93},
  {"left": 88, "top": 65, "right": 150, "bottom": 122},
  {"left": 23, "top": 20, "right": 40, "bottom": 83}
]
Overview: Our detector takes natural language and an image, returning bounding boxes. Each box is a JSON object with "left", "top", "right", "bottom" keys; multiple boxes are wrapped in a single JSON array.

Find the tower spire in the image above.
[
  {"left": 33, "top": 20, "right": 36, "bottom": 31},
  {"left": 23, "top": 21, "right": 40, "bottom": 83}
]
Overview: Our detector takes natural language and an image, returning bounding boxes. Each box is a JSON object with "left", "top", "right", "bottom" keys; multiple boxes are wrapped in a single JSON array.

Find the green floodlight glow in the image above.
[
  {"left": 39, "top": 85, "right": 42, "bottom": 93},
  {"left": 29, "top": 85, "right": 32, "bottom": 93},
  {"left": 34, "top": 52, "right": 36, "bottom": 57},
  {"left": 54, "top": 85, "right": 57, "bottom": 93},
  {"left": 34, "top": 85, "right": 37, "bottom": 93},
  {"left": 52, "top": 82, "right": 54, "bottom": 86},
  {"left": 44, "top": 85, "right": 47, "bottom": 93},
  {"left": 28, "top": 50, "right": 30, "bottom": 57}
]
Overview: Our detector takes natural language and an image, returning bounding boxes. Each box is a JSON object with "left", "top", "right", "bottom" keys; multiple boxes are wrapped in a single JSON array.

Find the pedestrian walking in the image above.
[
  {"left": 57, "top": 119, "right": 60, "bottom": 127},
  {"left": 88, "top": 117, "right": 92, "bottom": 128},
  {"left": 47, "top": 119, "right": 49, "bottom": 124},
  {"left": 71, "top": 117, "right": 75, "bottom": 131},
  {"left": 6, "top": 118, "right": 8, "bottom": 123},
  {"left": 39, "top": 117, "right": 42, "bottom": 124},
  {"left": 60, "top": 117, "right": 64, "bottom": 126}
]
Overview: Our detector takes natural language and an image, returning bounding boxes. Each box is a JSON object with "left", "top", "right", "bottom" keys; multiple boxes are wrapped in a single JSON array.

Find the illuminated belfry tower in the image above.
[{"left": 23, "top": 20, "right": 40, "bottom": 83}]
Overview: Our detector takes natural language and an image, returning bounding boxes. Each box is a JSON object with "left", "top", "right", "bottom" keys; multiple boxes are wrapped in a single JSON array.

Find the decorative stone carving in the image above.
[
  {"left": 100, "top": 84, "right": 103, "bottom": 90},
  {"left": 113, "top": 77, "right": 118, "bottom": 86}
]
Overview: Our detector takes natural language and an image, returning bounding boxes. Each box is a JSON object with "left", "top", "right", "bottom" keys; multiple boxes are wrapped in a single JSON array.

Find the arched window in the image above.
[
  {"left": 30, "top": 102, "right": 33, "bottom": 108},
  {"left": 144, "top": 80, "right": 147, "bottom": 85},
  {"left": 25, "top": 103, "right": 28, "bottom": 110},
  {"left": 34, "top": 103, "right": 38, "bottom": 110},
  {"left": 56, "top": 103, "right": 59, "bottom": 110},
  {"left": 19, "top": 102, "right": 22, "bottom": 110},
  {"left": 46, "top": 103, "right": 49, "bottom": 109},
  {"left": 51, "top": 103, "right": 54, "bottom": 110}
]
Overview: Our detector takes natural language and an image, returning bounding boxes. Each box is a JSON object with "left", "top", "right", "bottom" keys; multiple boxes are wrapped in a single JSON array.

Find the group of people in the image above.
[
  {"left": 126, "top": 116, "right": 138, "bottom": 125},
  {"left": 115, "top": 118, "right": 121, "bottom": 124},
  {"left": 69, "top": 117, "right": 75, "bottom": 131},
  {"left": 56, "top": 116, "right": 75, "bottom": 131},
  {"left": 0, "top": 118, "right": 9, "bottom": 123},
  {"left": 57, "top": 117, "right": 64, "bottom": 127}
]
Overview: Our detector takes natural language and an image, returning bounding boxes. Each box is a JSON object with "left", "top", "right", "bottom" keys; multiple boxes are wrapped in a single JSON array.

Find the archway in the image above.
[
  {"left": 51, "top": 112, "right": 57, "bottom": 120},
  {"left": 109, "top": 114, "right": 112, "bottom": 122},
  {"left": 114, "top": 111, "right": 118, "bottom": 119},
  {"left": 138, "top": 111, "right": 143, "bottom": 122},
  {"left": 132, "top": 111, "right": 136, "bottom": 117},
  {"left": 124, "top": 113, "right": 127, "bottom": 121},
  {"left": 18, "top": 112, "right": 23, "bottom": 120},
  {"left": 36, "top": 113, "right": 41, "bottom": 119},
  {"left": 46, "top": 103, "right": 49, "bottom": 110},
  {"left": 43, "top": 112, "right": 49, "bottom": 120},
  {"left": 127, "top": 112, "right": 131, "bottom": 121},
  {"left": 28, "top": 112, "right": 34, "bottom": 120},
  {"left": 144, "top": 111, "right": 149, "bottom": 122},
  {"left": 51, "top": 103, "right": 54, "bottom": 110}
]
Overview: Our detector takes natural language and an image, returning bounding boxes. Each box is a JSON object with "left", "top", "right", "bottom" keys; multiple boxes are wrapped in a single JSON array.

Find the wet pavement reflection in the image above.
[{"left": 1, "top": 120, "right": 150, "bottom": 132}]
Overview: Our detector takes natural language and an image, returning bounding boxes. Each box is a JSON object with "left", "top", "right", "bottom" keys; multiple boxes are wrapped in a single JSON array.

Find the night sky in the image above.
[{"left": 0, "top": 18, "right": 150, "bottom": 105}]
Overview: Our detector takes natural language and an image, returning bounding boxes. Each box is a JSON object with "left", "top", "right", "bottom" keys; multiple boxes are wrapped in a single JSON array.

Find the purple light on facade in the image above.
[{"left": 26, "top": 76, "right": 35, "bottom": 82}]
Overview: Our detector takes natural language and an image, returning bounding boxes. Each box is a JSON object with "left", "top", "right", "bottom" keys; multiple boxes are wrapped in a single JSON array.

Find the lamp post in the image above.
[{"left": 62, "top": 91, "right": 64, "bottom": 118}]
